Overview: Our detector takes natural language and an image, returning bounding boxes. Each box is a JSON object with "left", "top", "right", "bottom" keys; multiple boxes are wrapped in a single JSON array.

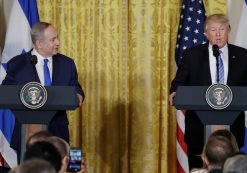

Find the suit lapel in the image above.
[
  {"left": 25, "top": 51, "right": 41, "bottom": 83},
  {"left": 227, "top": 44, "right": 234, "bottom": 85},
  {"left": 203, "top": 44, "right": 212, "bottom": 85},
  {"left": 52, "top": 55, "right": 59, "bottom": 85}
]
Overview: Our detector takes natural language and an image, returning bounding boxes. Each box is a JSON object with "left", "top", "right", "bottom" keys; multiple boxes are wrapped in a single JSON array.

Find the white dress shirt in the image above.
[
  {"left": 208, "top": 44, "right": 228, "bottom": 84},
  {"left": 32, "top": 49, "right": 53, "bottom": 86}
]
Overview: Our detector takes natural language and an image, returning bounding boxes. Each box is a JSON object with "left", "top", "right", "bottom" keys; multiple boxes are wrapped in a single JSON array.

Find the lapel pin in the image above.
[{"left": 232, "top": 56, "right": 236, "bottom": 59}]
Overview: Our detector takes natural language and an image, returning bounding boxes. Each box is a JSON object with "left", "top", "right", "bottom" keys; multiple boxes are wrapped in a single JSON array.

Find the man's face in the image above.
[
  {"left": 205, "top": 21, "right": 230, "bottom": 48},
  {"left": 38, "top": 25, "right": 59, "bottom": 57}
]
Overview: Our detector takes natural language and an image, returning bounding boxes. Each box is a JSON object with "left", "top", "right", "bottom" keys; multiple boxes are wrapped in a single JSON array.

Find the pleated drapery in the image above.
[{"left": 37, "top": 0, "right": 225, "bottom": 172}]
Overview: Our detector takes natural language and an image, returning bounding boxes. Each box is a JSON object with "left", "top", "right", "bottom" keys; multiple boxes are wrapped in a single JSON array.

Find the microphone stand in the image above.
[
  {"left": 216, "top": 56, "right": 220, "bottom": 84},
  {"left": 213, "top": 45, "right": 220, "bottom": 84}
]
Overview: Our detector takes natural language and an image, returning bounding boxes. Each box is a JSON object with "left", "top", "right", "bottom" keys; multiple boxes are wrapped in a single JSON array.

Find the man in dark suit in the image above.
[
  {"left": 2, "top": 22, "right": 84, "bottom": 160},
  {"left": 169, "top": 14, "right": 247, "bottom": 170}
]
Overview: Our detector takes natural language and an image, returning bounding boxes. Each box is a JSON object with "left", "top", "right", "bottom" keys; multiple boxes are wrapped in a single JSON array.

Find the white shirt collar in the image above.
[
  {"left": 31, "top": 49, "right": 53, "bottom": 85},
  {"left": 31, "top": 49, "right": 52, "bottom": 64},
  {"left": 208, "top": 43, "right": 228, "bottom": 58},
  {"left": 208, "top": 43, "right": 229, "bottom": 84}
]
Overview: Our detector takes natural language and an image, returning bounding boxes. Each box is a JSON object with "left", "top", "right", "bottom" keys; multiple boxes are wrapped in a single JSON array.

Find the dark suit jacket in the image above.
[
  {"left": 2, "top": 50, "right": 84, "bottom": 155},
  {"left": 171, "top": 43, "right": 247, "bottom": 92},
  {"left": 170, "top": 43, "right": 247, "bottom": 148},
  {"left": 0, "top": 166, "right": 10, "bottom": 173},
  {"left": 3, "top": 50, "right": 84, "bottom": 96}
]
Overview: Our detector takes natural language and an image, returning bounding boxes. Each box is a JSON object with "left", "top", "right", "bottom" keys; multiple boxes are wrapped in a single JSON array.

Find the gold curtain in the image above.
[{"left": 37, "top": 0, "right": 225, "bottom": 172}]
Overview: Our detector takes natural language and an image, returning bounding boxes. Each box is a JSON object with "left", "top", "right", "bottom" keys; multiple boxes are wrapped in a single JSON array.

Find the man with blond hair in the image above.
[{"left": 169, "top": 14, "right": 247, "bottom": 170}]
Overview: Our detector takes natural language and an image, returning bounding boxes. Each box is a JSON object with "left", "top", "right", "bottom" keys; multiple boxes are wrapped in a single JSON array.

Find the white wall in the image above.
[
  {"left": 227, "top": 0, "right": 244, "bottom": 44},
  {"left": 0, "top": 0, "right": 14, "bottom": 50}
]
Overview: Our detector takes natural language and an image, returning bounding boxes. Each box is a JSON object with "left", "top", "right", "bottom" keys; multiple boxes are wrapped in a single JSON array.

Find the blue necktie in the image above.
[
  {"left": 218, "top": 51, "right": 224, "bottom": 84},
  {"left": 44, "top": 59, "right": 51, "bottom": 86}
]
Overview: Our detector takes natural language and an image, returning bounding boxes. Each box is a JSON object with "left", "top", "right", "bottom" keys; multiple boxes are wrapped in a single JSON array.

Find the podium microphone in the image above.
[
  {"left": 30, "top": 55, "right": 38, "bottom": 82},
  {"left": 212, "top": 44, "right": 219, "bottom": 58}
]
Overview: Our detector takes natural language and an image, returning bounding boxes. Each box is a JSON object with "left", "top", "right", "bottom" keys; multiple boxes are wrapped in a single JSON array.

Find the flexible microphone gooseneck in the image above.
[
  {"left": 30, "top": 55, "right": 38, "bottom": 82},
  {"left": 212, "top": 44, "right": 220, "bottom": 83}
]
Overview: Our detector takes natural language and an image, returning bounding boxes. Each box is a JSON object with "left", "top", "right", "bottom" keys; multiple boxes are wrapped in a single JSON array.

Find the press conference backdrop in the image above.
[{"left": 0, "top": 1, "right": 229, "bottom": 173}]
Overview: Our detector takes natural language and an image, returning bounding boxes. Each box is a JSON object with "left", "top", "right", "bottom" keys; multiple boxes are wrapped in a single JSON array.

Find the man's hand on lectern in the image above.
[{"left": 169, "top": 92, "right": 176, "bottom": 106}]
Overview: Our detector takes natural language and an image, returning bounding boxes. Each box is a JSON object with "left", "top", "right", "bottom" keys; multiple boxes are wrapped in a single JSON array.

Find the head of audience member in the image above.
[
  {"left": 46, "top": 136, "right": 87, "bottom": 173},
  {"left": 26, "top": 130, "right": 53, "bottom": 148},
  {"left": 201, "top": 136, "right": 236, "bottom": 171},
  {"left": 204, "top": 14, "right": 231, "bottom": 48},
  {"left": 0, "top": 166, "right": 10, "bottom": 173},
  {"left": 223, "top": 153, "right": 247, "bottom": 173},
  {"left": 210, "top": 129, "right": 239, "bottom": 153},
  {"left": 208, "top": 169, "right": 223, "bottom": 173},
  {"left": 8, "top": 166, "right": 20, "bottom": 173},
  {"left": 46, "top": 136, "right": 70, "bottom": 173},
  {"left": 17, "top": 158, "right": 56, "bottom": 173},
  {"left": 24, "top": 141, "right": 62, "bottom": 172},
  {"left": 31, "top": 21, "right": 60, "bottom": 57}
]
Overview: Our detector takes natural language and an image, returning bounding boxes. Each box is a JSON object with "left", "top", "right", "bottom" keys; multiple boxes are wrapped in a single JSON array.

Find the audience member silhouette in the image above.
[
  {"left": 223, "top": 153, "right": 247, "bottom": 173},
  {"left": 16, "top": 158, "right": 56, "bottom": 173},
  {"left": 0, "top": 166, "right": 10, "bottom": 173},
  {"left": 46, "top": 136, "right": 69, "bottom": 173},
  {"left": 209, "top": 129, "right": 239, "bottom": 153},
  {"left": 46, "top": 136, "right": 86, "bottom": 173},
  {"left": 23, "top": 141, "right": 62, "bottom": 172},
  {"left": 191, "top": 131, "right": 238, "bottom": 173},
  {"left": 26, "top": 130, "right": 53, "bottom": 148}
]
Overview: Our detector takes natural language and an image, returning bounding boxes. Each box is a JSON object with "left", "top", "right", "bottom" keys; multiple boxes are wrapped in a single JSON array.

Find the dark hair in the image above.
[
  {"left": 18, "top": 158, "right": 56, "bottom": 173},
  {"left": 204, "top": 136, "right": 235, "bottom": 167},
  {"left": 26, "top": 130, "right": 53, "bottom": 148},
  {"left": 223, "top": 153, "right": 247, "bottom": 173},
  {"left": 0, "top": 166, "right": 10, "bottom": 173},
  {"left": 24, "top": 141, "right": 62, "bottom": 172},
  {"left": 210, "top": 129, "right": 239, "bottom": 153},
  {"left": 46, "top": 136, "right": 69, "bottom": 158}
]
